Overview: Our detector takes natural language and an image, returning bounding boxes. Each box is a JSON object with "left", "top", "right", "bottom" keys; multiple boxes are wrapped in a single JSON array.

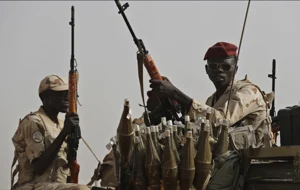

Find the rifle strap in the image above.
[
  {"left": 137, "top": 52, "right": 151, "bottom": 125},
  {"left": 81, "top": 137, "right": 100, "bottom": 163},
  {"left": 81, "top": 136, "right": 104, "bottom": 186},
  {"left": 87, "top": 161, "right": 101, "bottom": 186}
]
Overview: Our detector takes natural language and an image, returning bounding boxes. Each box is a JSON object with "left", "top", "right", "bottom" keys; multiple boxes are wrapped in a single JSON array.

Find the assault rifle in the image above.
[
  {"left": 67, "top": 5, "right": 81, "bottom": 183},
  {"left": 114, "top": 0, "right": 184, "bottom": 125}
]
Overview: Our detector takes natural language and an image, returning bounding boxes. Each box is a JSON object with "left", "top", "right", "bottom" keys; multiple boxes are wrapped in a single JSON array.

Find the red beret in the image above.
[{"left": 203, "top": 42, "right": 238, "bottom": 61}]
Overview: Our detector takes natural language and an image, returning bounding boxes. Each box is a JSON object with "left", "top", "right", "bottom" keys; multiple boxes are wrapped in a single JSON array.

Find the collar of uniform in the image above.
[
  {"left": 37, "top": 106, "right": 61, "bottom": 123},
  {"left": 224, "top": 79, "right": 237, "bottom": 94},
  {"left": 37, "top": 106, "right": 47, "bottom": 116},
  {"left": 223, "top": 75, "right": 251, "bottom": 97},
  {"left": 36, "top": 106, "right": 64, "bottom": 131},
  {"left": 207, "top": 78, "right": 238, "bottom": 107}
]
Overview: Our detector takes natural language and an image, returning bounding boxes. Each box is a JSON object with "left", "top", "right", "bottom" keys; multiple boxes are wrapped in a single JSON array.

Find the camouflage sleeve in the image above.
[
  {"left": 188, "top": 84, "right": 266, "bottom": 127},
  {"left": 100, "top": 150, "right": 118, "bottom": 187},
  {"left": 19, "top": 117, "right": 45, "bottom": 163}
]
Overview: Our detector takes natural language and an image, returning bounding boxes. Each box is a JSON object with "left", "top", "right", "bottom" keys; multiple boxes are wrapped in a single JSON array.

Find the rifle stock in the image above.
[{"left": 67, "top": 5, "right": 81, "bottom": 183}]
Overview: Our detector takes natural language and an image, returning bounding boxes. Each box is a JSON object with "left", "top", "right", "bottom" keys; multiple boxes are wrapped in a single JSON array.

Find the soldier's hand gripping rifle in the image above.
[
  {"left": 67, "top": 5, "right": 81, "bottom": 183},
  {"left": 114, "top": 0, "right": 183, "bottom": 125}
]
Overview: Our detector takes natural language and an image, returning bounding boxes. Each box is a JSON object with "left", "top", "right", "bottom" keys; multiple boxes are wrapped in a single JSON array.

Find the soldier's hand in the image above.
[
  {"left": 63, "top": 112, "right": 79, "bottom": 135},
  {"left": 146, "top": 91, "right": 162, "bottom": 111},
  {"left": 149, "top": 76, "right": 177, "bottom": 98}
]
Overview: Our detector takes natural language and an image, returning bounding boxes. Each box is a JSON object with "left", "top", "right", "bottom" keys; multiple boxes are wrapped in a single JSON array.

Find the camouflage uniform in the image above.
[
  {"left": 11, "top": 75, "right": 91, "bottom": 190},
  {"left": 191, "top": 75, "right": 274, "bottom": 190},
  {"left": 188, "top": 75, "right": 273, "bottom": 150}
]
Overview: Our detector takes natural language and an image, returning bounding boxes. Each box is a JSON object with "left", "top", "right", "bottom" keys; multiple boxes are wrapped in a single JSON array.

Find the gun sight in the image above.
[{"left": 117, "top": 2, "right": 129, "bottom": 14}]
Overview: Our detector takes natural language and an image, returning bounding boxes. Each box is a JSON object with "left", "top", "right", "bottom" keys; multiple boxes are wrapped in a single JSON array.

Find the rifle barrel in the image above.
[
  {"left": 114, "top": 0, "right": 143, "bottom": 51},
  {"left": 70, "top": 6, "right": 75, "bottom": 70}
]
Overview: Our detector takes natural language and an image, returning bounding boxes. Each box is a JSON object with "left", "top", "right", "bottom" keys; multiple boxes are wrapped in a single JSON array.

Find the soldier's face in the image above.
[
  {"left": 43, "top": 90, "right": 69, "bottom": 113},
  {"left": 205, "top": 57, "right": 238, "bottom": 88}
]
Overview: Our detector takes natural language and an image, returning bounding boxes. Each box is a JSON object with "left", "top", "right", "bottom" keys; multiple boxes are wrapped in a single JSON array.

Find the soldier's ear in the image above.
[
  {"left": 39, "top": 90, "right": 51, "bottom": 105},
  {"left": 205, "top": 65, "right": 208, "bottom": 74}
]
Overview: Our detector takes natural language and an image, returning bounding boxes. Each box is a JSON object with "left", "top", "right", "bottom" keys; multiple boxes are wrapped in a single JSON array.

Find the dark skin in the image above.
[
  {"left": 32, "top": 90, "right": 79, "bottom": 174},
  {"left": 143, "top": 90, "right": 177, "bottom": 125},
  {"left": 146, "top": 91, "right": 160, "bottom": 111},
  {"left": 149, "top": 56, "right": 238, "bottom": 111}
]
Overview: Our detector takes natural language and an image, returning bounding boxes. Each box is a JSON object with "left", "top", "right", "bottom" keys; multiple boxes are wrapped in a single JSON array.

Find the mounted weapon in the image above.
[{"left": 268, "top": 59, "right": 276, "bottom": 117}]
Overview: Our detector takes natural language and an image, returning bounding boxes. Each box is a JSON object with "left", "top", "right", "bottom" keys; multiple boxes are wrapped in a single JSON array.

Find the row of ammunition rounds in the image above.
[{"left": 110, "top": 99, "right": 229, "bottom": 190}]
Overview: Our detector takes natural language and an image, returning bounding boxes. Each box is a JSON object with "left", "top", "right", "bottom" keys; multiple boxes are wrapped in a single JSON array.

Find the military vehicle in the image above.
[
  {"left": 99, "top": 0, "right": 300, "bottom": 189},
  {"left": 96, "top": 59, "right": 300, "bottom": 190}
]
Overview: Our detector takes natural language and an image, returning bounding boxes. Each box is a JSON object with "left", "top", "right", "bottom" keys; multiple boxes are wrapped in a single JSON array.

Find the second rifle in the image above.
[
  {"left": 114, "top": 0, "right": 183, "bottom": 125},
  {"left": 67, "top": 5, "right": 81, "bottom": 184}
]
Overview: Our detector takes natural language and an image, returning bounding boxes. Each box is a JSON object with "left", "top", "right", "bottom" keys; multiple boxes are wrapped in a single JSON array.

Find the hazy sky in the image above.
[{"left": 1, "top": 1, "right": 299, "bottom": 189}]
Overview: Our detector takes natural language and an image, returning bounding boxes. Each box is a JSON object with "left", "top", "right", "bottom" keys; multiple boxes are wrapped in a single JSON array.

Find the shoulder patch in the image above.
[{"left": 32, "top": 131, "right": 44, "bottom": 143}]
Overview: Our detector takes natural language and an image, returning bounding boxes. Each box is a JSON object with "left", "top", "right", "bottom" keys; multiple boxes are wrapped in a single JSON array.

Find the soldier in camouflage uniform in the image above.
[
  {"left": 149, "top": 41, "right": 274, "bottom": 189},
  {"left": 11, "top": 75, "right": 106, "bottom": 190},
  {"left": 149, "top": 41, "right": 273, "bottom": 150}
]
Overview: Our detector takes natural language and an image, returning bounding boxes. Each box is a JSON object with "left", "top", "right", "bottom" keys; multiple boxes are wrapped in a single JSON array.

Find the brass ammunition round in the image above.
[
  {"left": 193, "top": 162, "right": 211, "bottom": 189},
  {"left": 117, "top": 99, "right": 134, "bottom": 163},
  {"left": 185, "top": 115, "right": 190, "bottom": 122},
  {"left": 161, "top": 117, "right": 167, "bottom": 132},
  {"left": 135, "top": 125, "right": 140, "bottom": 135},
  {"left": 187, "top": 122, "right": 192, "bottom": 131},
  {"left": 145, "top": 127, "right": 161, "bottom": 189},
  {"left": 135, "top": 125, "right": 145, "bottom": 150},
  {"left": 145, "top": 164, "right": 161, "bottom": 190},
  {"left": 194, "top": 127, "right": 212, "bottom": 190},
  {"left": 180, "top": 131, "right": 196, "bottom": 190},
  {"left": 213, "top": 119, "right": 229, "bottom": 158},
  {"left": 173, "top": 125, "right": 180, "bottom": 151},
  {"left": 155, "top": 126, "right": 160, "bottom": 141},
  {"left": 162, "top": 130, "right": 179, "bottom": 190},
  {"left": 133, "top": 137, "right": 147, "bottom": 190},
  {"left": 169, "top": 126, "right": 180, "bottom": 165}
]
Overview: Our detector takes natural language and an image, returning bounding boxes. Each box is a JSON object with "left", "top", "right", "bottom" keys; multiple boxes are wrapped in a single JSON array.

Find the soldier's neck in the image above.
[
  {"left": 42, "top": 106, "right": 59, "bottom": 124},
  {"left": 215, "top": 85, "right": 229, "bottom": 100}
]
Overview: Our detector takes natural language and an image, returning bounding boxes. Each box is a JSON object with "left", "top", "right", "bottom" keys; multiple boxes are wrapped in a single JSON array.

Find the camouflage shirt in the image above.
[{"left": 188, "top": 75, "right": 273, "bottom": 150}]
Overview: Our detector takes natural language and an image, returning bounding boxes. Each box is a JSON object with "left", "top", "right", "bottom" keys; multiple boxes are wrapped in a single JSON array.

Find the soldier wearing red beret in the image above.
[
  {"left": 149, "top": 41, "right": 274, "bottom": 188},
  {"left": 150, "top": 41, "right": 273, "bottom": 149}
]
